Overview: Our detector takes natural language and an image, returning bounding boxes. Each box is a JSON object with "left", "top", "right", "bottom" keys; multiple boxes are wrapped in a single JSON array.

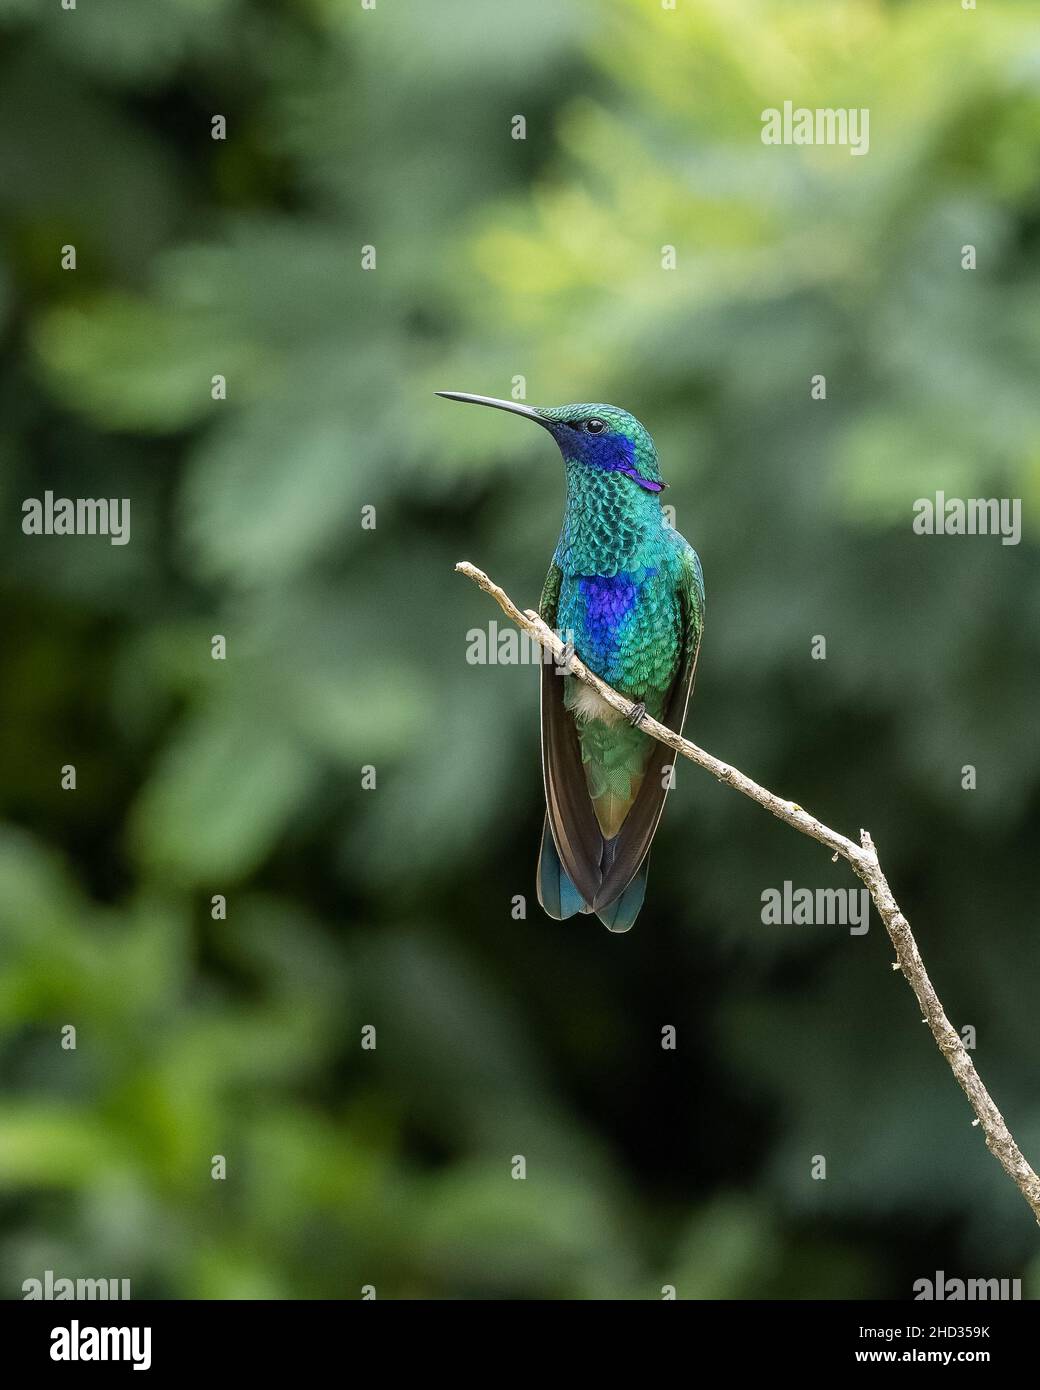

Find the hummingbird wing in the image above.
[
  {"left": 536, "top": 562, "right": 605, "bottom": 908},
  {"left": 593, "top": 543, "right": 704, "bottom": 914}
]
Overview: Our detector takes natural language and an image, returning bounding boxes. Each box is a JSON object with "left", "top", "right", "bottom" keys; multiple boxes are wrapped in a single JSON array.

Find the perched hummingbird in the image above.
[{"left": 438, "top": 393, "right": 705, "bottom": 933}]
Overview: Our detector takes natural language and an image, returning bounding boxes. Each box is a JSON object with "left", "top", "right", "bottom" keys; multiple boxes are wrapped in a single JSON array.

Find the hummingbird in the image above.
[{"left": 438, "top": 393, "right": 705, "bottom": 933}]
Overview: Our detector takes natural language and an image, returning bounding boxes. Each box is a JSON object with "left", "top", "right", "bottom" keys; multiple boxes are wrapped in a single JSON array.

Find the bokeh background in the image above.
[{"left": 1, "top": 0, "right": 1039, "bottom": 1300}]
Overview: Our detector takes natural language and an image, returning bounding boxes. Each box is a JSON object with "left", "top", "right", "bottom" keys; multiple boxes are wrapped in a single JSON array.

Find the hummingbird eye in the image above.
[{"left": 583, "top": 418, "right": 607, "bottom": 434}]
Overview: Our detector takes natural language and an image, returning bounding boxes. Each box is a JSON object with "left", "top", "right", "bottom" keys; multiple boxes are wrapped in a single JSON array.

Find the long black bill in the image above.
[{"left": 435, "top": 392, "right": 553, "bottom": 430}]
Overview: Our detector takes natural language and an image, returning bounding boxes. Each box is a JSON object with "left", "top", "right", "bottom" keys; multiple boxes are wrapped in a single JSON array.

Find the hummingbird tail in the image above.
[
  {"left": 594, "top": 855, "right": 649, "bottom": 933},
  {"left": 537, "top": 816, "right": 650, "bottom": 931},
  {"left": 536, "top": 817, "right": 590, "bottom": 919}
]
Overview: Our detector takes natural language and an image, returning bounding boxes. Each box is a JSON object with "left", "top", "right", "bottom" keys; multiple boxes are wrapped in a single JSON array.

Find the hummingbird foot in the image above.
[{"left": 626, "top": 701, "right": 647, "bottom": 728}]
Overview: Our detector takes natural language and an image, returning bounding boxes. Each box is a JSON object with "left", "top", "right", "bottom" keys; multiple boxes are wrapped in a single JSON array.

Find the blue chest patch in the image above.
[
  {"left": 558, "top": 569, "right": 658, "bottom": 681},
  {"left": 578, "top": 573, "right": 640, "bottom": 639}
]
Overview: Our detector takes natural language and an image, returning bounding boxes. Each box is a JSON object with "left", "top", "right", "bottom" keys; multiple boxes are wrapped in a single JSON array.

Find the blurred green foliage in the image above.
[{"left": 1, "top": 0, "right": 1039, "bottom": 1298}]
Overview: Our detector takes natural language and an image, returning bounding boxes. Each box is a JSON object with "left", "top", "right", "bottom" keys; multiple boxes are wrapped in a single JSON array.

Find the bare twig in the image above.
[{"left": 456, "top": 559, "right": 1040, "bottom": 1227}]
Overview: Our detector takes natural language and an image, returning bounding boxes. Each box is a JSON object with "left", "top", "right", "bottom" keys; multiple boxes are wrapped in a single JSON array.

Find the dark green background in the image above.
[{"left": 1, "top": 0, "right": 1038, "bottom": 1299}]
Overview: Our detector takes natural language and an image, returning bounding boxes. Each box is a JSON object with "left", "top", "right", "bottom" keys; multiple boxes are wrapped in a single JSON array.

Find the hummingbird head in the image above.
[{"left": 435, "top": 393, "right": 666, "bottom": 493}]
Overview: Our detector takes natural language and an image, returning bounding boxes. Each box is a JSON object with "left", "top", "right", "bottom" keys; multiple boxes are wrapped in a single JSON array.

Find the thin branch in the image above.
[{"left": 456, "top": 559, "right": 1040, "bottom": 1228}]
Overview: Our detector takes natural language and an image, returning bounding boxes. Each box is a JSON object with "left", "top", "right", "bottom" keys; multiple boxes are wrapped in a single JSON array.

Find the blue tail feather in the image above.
[
  {"left": 595, "top": 856, "right": 649, "bottom": 933},
  {"left": 536, "top": 819, "right": 587, "bottom": 919},
  {"left": 536, "top": 819, "right": 649, "bottom": 931}
]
